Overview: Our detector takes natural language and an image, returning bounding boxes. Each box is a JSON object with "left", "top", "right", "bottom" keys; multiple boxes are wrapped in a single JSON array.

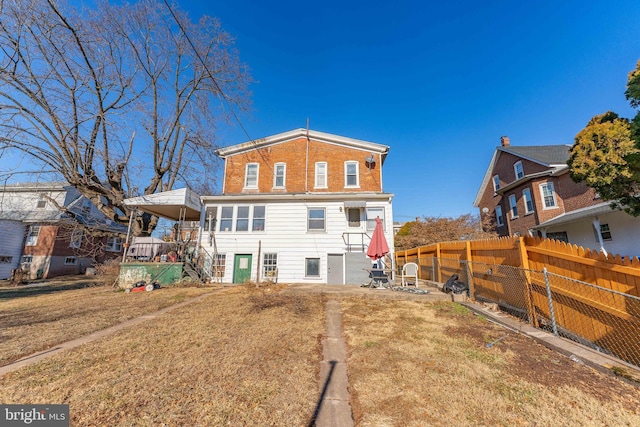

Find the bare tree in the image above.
[{"left": 0, "top": 0, "right": 251, "bottom": 235}]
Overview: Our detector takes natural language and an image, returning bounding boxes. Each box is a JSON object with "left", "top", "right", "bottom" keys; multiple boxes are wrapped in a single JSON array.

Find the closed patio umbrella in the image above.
[{"left": 367, "top": 217, "right": 389, "bottom": 261}]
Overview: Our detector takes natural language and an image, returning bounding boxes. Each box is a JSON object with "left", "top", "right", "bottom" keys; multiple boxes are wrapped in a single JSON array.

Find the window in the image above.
[
  {"left": 21, "top": 255, "right": 33, "bottom": 264},
  {"left": 0, "top": 256, "right": 12, "bottom": 263},
  {"left": 600, "top": 224, "right": 612, "bottom": 241},
  {"left": 26, "top": 225, "right": 40, "bottom": 246},
  {"left": 263, "top": 253, "right": 278, "bottom": 278},
  {"left": 273, "top": 163, "right": 286, "bottom": 188},
  {"left": 36, "top": 195, "right": 47, "bottom": 209},
  {"left": 106, "top": 237, "right": 123, "bottom": 252},
  {"left": 495, "top": 205, "right": 504, "bottom": 227},
  {"left": 345, "top": 161, "right": 359, "bottom": 187},
  {"left": 539, "top": 182, "right": 557, "bottom": 209},
  {"left": 547, "top": 231, "right": 568, "bottom": 243},
  {"left": 213, "top": 254, "right": 226, "bottom": 279},
  {"left": 522, "top": 188, "right": 534, "bottom": 214},
  {"left": 348, "top": 208, "right": 361, "bottom": 227},
  {"left": 366, "top": 207, "right": 385, "bottom": 231},
  {"left": 236, "top": 206, "right": 249, "bottom": 231},
  {"left": 308, "top": 208, "right": 326, "bottom": 231},
  {"left": 253, "top": 206, "right": 265, "bottom": 231},
  {"left": 315, "top": 162, "right": 327, "bottom": 188},
  {"left": 305, "top": 258, "right": 320, "bottom": 277},
  {"left": 81, "top": 199, "right": 92, "bottom": 215},
  {"left": 514, "top": 161, "right": 524, "bottom": 180},
  {"left": 244, "top": 163, "right": 259, "bottom": 188},
  {"left": 69, "top": 229, "right": 83, "bottom": 248},
  {"left": 220, "top": 207, "right": 233, "bottom": 232},
  {"left": 492, "top": 175, "right": 500, "bottom": 192},
  {"left": 508, "top": 194, "right": 518, "bottom": 219},
  {"left": 65, "top": 257, "right": 77, "bottom": 265}
]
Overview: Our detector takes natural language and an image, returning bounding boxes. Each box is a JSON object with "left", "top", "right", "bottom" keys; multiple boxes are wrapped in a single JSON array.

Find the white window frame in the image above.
[
  {"left": 219, "top": 207, "right": 234, "bottom": 232},
  {"left": 600, "top": 224, "right": 612, "bottom": 241},
  {"left": 21, "top": 255, "right": 33, "bottom": 264},
  {"left": 492, "top": 174, "right": 500, "bottom": 192},
  {"left": 36, "top": 195, "right": 47, "bottom": 209},
  {"left": 235, "top": 206, "right": 250, "bottom": 232},
  {"left": 315, "top": 162, "right": 327, "bottom": 189},
  {"left": 69, "top": 229, "right": 83, "bottom": 249},
  {"left": 522, "top": 188, "right": 534, "bottom": 214},
  {"left": 26, "top": 225, "right": 41, "bottom": 246},
  {"left": 308, "top": 208, "right": 326, "bottom": 231},
  {"left": 539, "top": 182, "right": 558, "bottom": 209},
  {"left": 366, "top": 207, "right": 385, "bottom": 231},
  {"left": 305, "top": 257, "right": 320, "bottom": 277},
  {"left": 106, "top": 237, "right": 123, "bottom": 252},
  {"left": 65, "top": 256, "right": 78, "bottom": 265},
  {"left": 244, "top": 163, "right": 259, "bottom": 189},
  {"left": 508, "top": 194, "right": 518, "bottom": 219},
  {"left": 252, "top": 205, "right": 265, "bottom": 231},
  {"left": 495, "top": 205, "right": 504, "bottom": 227},
  {"left": 344, "top": 161, "right": 359, "bottom": 188},
  {"left": 263, "top": 253, "right": 278, "bottom": 278},
  {"left": 514, "top": 161, "right": 524, "bottom": 180},
  {"left": 273, "top": 163, "right": 286, "bottom": 189},
  {"left": 213, "top": 254, "right": 226, "bottom": 279}
]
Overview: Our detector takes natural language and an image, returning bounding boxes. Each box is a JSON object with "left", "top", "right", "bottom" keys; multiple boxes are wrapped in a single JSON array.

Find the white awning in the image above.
[
  {"left": 344, "top": 201, "right": 367, "bottom": 208},
  {"left": 123, "top": 188, "right": 201, "bottom": 221}
]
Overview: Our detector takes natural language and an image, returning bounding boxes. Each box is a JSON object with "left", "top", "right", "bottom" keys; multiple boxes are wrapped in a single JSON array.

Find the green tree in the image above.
[
  {"left": 394, "top": 214, "right": 496, "bottom": 251},
  {"left": 569, "top": 60, "right": 640, "bottom": 215}
]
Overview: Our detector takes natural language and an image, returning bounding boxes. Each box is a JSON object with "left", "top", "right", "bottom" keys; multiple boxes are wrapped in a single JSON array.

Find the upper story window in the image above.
[
  {"left": 492, "top": 174, "right": 500, "bottom": 192},
  {"left": 539, "top": 182, "right": 557, "bottom": 209},
  {"left": 253, "top": 206, "right": 265, "bottom": 231},
  {"left": 219, "top": 207, "right": 233, "bottom": 232},
  {"left": 495, "top": 205, "right": 504, "bottom": 227},
  {"left": 244, "top": 163, "right": 259, "bottom": 189},
  {"left": 345, "top": 161, "right": 359, "bottom": 188},
  {"left": 308, "top": 208, "right": 326, "bottom": 231},
  {"left": 236, "top": 206, "right": 250, "bottom": 231},
  {"left": 315, "top": 162, "right": 327, "bottom": 188},
  {"left": 600, "top": 224, "right": 612, "bottom": 241},
  {"left": 36, "top": 195, "right": 47, "bottom": 209},
  {"left": 26, "top": 225, "right": 41, "bottom": 246},
  {"left": 522, "top": 188, "right": 534, "bottom": 214},
  {"left": 508, "top": 194, "right": 518, "bottom": 219},
  {"left": 274, "top": 163, "right": 286, "bottom": 189},
  {"left": 366, "top": 207, "right": 385, "bottom": 231},
  {"left": 106, "top": 237, "right": 123, "bottom": 252},
  {"left": 69, "top": 229, "right": 83, "bottom": 248},
  {"left": 81, "top": 199, "right": 92, "bottom": 215},
  {"left": 514, "top": 161, "right": 524, "bottom": 180}
]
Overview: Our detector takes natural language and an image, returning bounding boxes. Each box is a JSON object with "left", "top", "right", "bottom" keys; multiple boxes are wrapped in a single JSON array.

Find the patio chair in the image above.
[{"left": 401, "top": 262, "right": 419, "bottom": 287}]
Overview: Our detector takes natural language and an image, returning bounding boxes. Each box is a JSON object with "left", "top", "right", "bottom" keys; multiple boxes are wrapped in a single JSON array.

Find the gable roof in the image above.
[
  {"left": 215, "top": 128, "right": 390, "bottom": 163},
  {"left": 473, "top": 144, "right": 571, "bottom": 207}
]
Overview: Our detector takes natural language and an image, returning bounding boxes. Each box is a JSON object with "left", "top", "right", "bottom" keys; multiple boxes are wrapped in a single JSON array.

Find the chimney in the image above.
[{"left": 500, "top": 136, "right": 510, "bottom": 147}]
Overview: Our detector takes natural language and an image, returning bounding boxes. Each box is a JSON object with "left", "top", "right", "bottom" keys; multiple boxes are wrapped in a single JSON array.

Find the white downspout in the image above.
[{"left": 592, "top": 216, "right": 608, "bottom": 256}]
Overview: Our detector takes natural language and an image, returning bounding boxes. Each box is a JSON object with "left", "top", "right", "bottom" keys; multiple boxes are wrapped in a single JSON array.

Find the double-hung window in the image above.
[
  {"left": 492, "top": 175, "right": 500, "bottom": 192},
  {"left": 26, "top": 226, "right": 41, "bottom": 246},
  {"left": 244, "top": 163, "right": 259, "bottom": 189},
  {"left": 236, "top": 206, "right": 250, "bottom": 231},
  {"left": 308, "top": 208, "right": 326, "bottom": 231},
  {"left": 508, "top": 194, "right": 518, "bottom": 219},
  {"left": 252, "top": 206, "right": 265, "bottom": 231},
  {"left": 366, "top": 207, "right": 385, "bottom": 231},
  {"left": 539, "top": 182, "right": 557, "bottom": 209},
  {"left": 600, "top": 224, "right": 612, "bottom": 241},
  {"left": 345, "top": 161, "right": 359, "bottom": 188},
  {"left": 514, "top": 161, "right": 524, "bottom": 180},
  {"left": 274, "top": 163, "right": 286, "bottom": 189},
  {"left": 106, "top": 237, "right": 123, "bottom": 252},
  {"left": 69, "top": 229, "right": 83, "bottom": 248},
  {"left": 315, "top": 162, "right": 327, "bottom": 188},
  {"left": 495, "top": 205, "right": 504, "bottom": 227},
  {"left": 220, "top": 207, "right": 233, "bottom": 232},
  {"left": 522, "top": 188, "right": 534, "bottom": 214}
]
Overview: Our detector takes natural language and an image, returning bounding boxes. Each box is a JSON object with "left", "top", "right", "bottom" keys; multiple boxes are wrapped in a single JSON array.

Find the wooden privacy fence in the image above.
[{"left": 396, "top": 236, "right": 640, "bottom": 367}]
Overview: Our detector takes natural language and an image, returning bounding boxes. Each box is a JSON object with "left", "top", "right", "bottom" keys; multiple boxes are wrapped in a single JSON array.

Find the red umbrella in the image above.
[{"left": 367, "top": 217, "right": 389, "bottom": 261}]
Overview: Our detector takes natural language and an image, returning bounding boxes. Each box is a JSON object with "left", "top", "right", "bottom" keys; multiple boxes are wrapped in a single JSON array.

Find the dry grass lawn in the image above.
[
  {"left": 0, "top": 278, "right": 215, "bottom": 366},
  {"left": 1, "top": 281, "right": 639, "bottom": 426}
]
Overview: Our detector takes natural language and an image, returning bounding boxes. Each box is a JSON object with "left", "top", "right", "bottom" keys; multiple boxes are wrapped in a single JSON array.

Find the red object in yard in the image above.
[
  {"left": 367, "top": 217, "right": 390, "bottom": 261},
  {"left": 131, "top": 286, "right": 147, "bottom": 293}
]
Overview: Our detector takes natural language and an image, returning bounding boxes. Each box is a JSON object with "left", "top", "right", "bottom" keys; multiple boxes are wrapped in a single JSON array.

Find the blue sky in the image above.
[
  {"left": 195, "top": 0, "right": 640, "bottom": 222},
  {"left": 3, "top": 1, "right": 640, "bottom": 223}
]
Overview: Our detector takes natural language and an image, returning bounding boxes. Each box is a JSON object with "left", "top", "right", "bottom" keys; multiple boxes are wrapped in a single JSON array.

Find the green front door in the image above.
[{"left": 233, "top": 254, "right": 252, "bottom": 284}]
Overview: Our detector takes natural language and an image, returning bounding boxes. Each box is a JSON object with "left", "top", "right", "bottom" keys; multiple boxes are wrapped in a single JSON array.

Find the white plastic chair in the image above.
[{"left": 401, "top": 262, "right": 419, "bottom": 287}]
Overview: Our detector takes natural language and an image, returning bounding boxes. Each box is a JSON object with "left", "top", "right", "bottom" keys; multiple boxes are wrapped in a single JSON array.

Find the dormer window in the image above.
[
  {"left": 244, "top": 163, "right": 259, "bottom": 189},
  {"left": 492, "top": 174, "right": 500, "bottom": 192},
  {"left": 514, "top": 161, "right": 524, "bottom": 180}
]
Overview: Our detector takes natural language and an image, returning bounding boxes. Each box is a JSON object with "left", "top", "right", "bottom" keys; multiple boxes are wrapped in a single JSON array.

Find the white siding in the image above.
[
  {"left": 202, "top": 200, "right": 394, "bottom": 283},
  {"left": 0, "top": 220, "right": 26, "bottom": 279}
]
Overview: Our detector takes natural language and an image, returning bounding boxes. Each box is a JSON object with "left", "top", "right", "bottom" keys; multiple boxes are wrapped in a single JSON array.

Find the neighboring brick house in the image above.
[
  {"left": 0, "top": 182, "right": 126, "bottom": 280},
  {"left": 200, "top": 128, "right": 394, "bottom": 284},
  {"left": 474, "top": 137, "right": 640, "bottom": 258}
]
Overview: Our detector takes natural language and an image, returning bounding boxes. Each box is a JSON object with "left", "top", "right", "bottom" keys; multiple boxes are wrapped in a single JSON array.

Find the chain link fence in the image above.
[{"left": 402, "top": 257, "right": 640, "bottom": 369}]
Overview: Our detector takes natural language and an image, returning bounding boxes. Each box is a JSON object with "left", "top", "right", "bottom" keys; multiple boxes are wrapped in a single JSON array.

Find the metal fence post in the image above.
[
  {"left": 465, "top": 261, "right": 475, "bottom": 301},
  {"left": 543, "top": 268, "right": 559, "bottom": 337}
]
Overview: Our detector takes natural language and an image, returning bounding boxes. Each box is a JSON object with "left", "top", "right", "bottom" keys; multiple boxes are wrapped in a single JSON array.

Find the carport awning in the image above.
[
  {"left": 344, "top": 201, "right": 367, "bottom": 208},
  {"left": 123, "top": 188, "right": 201, "bottom": 221}
]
